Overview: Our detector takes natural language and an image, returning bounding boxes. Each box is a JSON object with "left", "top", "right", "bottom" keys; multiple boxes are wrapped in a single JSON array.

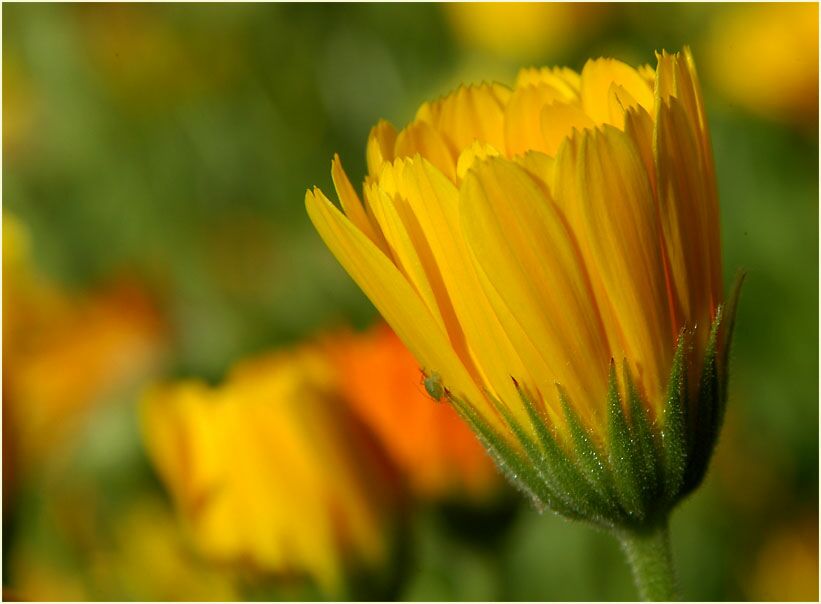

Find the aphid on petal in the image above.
[{"left": 422, "top": 369, "right": 445, "bottom": 402}]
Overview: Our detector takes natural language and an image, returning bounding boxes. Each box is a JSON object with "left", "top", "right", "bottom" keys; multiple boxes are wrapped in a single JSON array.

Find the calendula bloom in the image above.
[
  {"left": 140, "top": 346, "right": 389, "bottom": 596},
  {"left": 3, "top": 214, "right": 166, "bottom": 481},
  {"left": 306, "top": 48, "right": 741, "bottom": 530},
  {"left": 324, "top": 322, "right": 498, "bottom": 500}
]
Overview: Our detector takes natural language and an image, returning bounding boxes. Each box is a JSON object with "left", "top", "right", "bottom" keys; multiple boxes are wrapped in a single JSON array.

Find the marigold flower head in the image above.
[
  {"left": 323, "top": 322, "right": 499, "bottom": 500},
  {"left": 140, "top": 346, "right": 389, "bottom": 596},
  {"left": 306, "top": 49, "right": 741, "bottom": 528}
]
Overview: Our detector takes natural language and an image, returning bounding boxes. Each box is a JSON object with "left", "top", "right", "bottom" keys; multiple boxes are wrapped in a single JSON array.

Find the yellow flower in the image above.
[
  {"left": 140, "top": 346, "right": 389, "bottom": 596},
  {"left": 444, "top": 2, "right": 607, "bottom": 62},
  {"left": 306, "top": 49, "right": 737, "bottom": 528},
  {"left": 702, "top": 3, "right": 818, "bottom": 126},
  {"left": 9, "top": 497, "right": 238, "bottom": 601}
]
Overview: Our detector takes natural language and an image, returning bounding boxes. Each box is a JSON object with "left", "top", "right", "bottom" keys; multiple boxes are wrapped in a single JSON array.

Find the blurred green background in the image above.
[{"left": 3, "top": 3, "right": 818, "bottom": 601}]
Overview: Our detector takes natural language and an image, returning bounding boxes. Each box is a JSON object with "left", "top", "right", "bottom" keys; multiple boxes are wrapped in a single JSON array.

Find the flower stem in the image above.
[{"left": 617, "top": 518, "right": 679, "bottom": 601}]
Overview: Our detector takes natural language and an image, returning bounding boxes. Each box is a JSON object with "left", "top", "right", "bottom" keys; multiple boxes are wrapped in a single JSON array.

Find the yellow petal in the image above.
[
  {"left": 622, "top": 104, "right": 656, "bottom": 193},
  {"left": 416, "top": 83, "right": 511, "bottom": 154},
  {"left": 515, "top": 66, "right": 581, "bottom": 100},
  {"left": 655, "top": 50, "right": 722, "bottom": 314},
  {"left": 580, "top": 58, "right": 654, "bottom": 125},
  {"left": 540, "top": 101, "right": 595, "bottom": 156},
  {"left": 460, "top": 157, "right": 612, "bottom": 428},
  {"left": 366, "top": 119, "right": 397, "bottom": 177},
  {"left": 394, "top": 119, "right": 457, "bottom": 181},
  {"left": 654, "top": 95, "right": 718, "bottom": 349},
  {"left": 305, "top": 187, "right": 495, "bottom": 423},
  {"left": 379, "top": 158, "right": 532, "bottom": 425},
  {"left": 455, "top": 140, "right": 501, "bottom": 181},
  {"left": 331, "top": 155, "right": 387, "bottom": 253},
  {"left": 513, "top": 150, "right": 554, "bottom": 192},
  {"left": 555, "top": 126, "right": 673, "bottom": 411},
  {"left": 504, "top": 83, "right": 568, "bottom": 156},
  {"left": 363, "top": 182, "right": 449, "bottom": 336}
]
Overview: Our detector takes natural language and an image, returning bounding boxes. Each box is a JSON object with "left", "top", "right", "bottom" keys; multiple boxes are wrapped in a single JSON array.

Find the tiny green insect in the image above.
[{"left": 422, "top": 370, "right": 445, "bottom": 402}]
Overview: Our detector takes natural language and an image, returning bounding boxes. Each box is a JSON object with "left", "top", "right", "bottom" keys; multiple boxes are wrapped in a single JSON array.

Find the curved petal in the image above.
[
  {"left": 378, "top": 157, "right": 533, "bottom": 425},
  {"left": 366, "top": 119, "right": 397, "bottom": 178},
  {"left": 554, "top": 126, "right": 673, "bottom": 410},
  {"left": 504, "top": 83, "right": 566, "bottom": 156},
  {"left": 581, "top": 58, "right": 654, "bottom": 125},
  {"left": 415, "top": 83, "right": 511, "bottom": 155},
  {"left": 394, "top": 119, "right": 457, "bottom": 181},
  {"left": 332, "top": 155, "right": 387, "bottom": 253},
  {"left": 460, "top": 157, "right": 612, "bottom": 428},
  {"left": 540, "top": 101, "right": 596, "bottom": 156},
  {"left": 305, "top": 187, "right": 495, "bottom": 424}
]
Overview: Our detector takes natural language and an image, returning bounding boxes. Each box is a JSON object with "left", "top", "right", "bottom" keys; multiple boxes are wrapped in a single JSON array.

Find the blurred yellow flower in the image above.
[
  {"left": 324, "top": 322, "right": 498, "bottom": 500},
  {"left": 703, "top": 3, "right": 818, "bottom": 126},
  {"left": 3, "top": 215, "right": 166, "bottom": 481},
  {"left": 444, "top": 2, "right": 607, "bottom": 62},
  {"left": 140, "top": 346, "right": 389, "bottom": 596},
  {"left": 747, "top": 512, "right": 819, "bottom": 601},
  {"left": 10, "top": 497, "right": 238, "bottom": 601},
  {"left": 307, "top": 48, "right": 732, "bottom": 528}
]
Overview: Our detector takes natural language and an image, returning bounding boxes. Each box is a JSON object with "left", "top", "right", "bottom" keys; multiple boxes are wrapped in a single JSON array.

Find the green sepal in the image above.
[
  {"left": 682, "top": 309, "right": 722, "bottom": 496},
  {"left": 441, "top": 274, "right": 744, "bottom": 529},
  {"left": 447, "top": 394, "right": 549, "bottom": 512},
  {"left": 622, "top": 362, "right": 663, "bottom": 507},
  {"left": 718, "top": 270, "right": 746, "bottom": 402},
  {"left": 557, "top": 385, "right": 618, "bottom": 507},
  {"left": 606, "top": 362, "right": 645, "bottom": 520},
  {"left": 481, "top": 389, "right": 588, "bottom": 520},
  {"left": 515, "top": 381, "right": 621, "bottom": 525},
  {"left": 660, "top": 333, "right": 688, "bottom": 501}
]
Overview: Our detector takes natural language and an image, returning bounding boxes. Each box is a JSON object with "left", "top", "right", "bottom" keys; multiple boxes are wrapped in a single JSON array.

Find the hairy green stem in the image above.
[{"left": 617, "top": 518, "right": 679, "bottom": 601}]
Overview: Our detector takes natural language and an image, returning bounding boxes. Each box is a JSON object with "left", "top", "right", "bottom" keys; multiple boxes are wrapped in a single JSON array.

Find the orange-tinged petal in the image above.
[
  {"left": 305, "top": 187, "right": 494, "bottom": 424},
  {"left": 654, "top": 96, "right": 717, "bottom": 348},
  {"left": 580, "top": 58, "right": 654, "bottom": 125},
  {"left": 556, "top": 126, "right": 672, "bottom": 410},
  {"left": 622, "top": 104, "right": 657, "bottom": 193},
  {"left": 654, "top": 49, "right": 722, "bottom": 321}
]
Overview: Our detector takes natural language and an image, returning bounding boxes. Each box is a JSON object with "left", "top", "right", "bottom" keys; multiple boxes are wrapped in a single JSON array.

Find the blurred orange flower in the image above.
[
  {"left": 325, "top": 323, "right": 498, "bottom": 501},
  {"left": 3, "top": 215, "right": 167, "bottom": 482},
  {"left": 140, "top": 345, "right": 392, "bottom": 597}
]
